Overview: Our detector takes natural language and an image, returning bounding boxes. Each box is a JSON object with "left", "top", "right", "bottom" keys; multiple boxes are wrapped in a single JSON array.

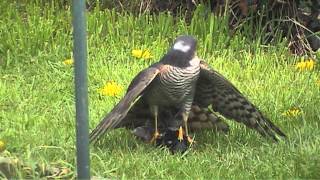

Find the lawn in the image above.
[{"left": 1, "top": 1, "right": 320, "bottom": 179}]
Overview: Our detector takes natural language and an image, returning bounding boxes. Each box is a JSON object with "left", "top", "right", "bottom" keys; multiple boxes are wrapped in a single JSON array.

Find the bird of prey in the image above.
[{"left": 90, "top": 35, "right": 286, "bottom": 145}]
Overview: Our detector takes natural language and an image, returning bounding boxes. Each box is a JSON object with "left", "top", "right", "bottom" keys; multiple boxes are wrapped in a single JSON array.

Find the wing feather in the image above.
[
  {"left": 89, "top": 64, "right": 161, "bottom": 143},
  {"left": 194, "top": 61, "right": 286, "bottom": 141}
]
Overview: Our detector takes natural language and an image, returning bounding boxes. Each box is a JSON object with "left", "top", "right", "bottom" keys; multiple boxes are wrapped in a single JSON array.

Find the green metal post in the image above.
[{"left": 72, "top": 0, "right": 90, "bottom": 179}]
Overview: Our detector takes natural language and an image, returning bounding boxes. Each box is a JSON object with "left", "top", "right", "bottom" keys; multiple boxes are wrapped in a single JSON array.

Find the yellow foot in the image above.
[
  {"left": 186, "top": 136, "right": 195, "bottom": 144},
  {"left": 177, "top": 126, "right": 195, "bottom": 144},
  {"left": 177, "top": 126, "right": 184, "bottom": 142},
  {"left": 150, "top": 131, "right": 160, "bottom": 143}
]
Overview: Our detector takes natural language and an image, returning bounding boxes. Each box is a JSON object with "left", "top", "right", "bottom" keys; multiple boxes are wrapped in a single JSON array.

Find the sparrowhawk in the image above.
[{"left": 89, "top": 35, "right": 286, "bottom": 146}]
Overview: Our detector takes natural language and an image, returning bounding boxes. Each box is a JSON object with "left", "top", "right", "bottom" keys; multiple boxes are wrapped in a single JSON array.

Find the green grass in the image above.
[{"left": 1, "top": 1, "right": 320, "bottom": 179}]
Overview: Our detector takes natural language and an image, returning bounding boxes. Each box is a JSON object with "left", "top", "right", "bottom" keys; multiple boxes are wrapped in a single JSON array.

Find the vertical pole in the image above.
[{"left": 72, "top": 0, "right": 90, "bottom": 179}]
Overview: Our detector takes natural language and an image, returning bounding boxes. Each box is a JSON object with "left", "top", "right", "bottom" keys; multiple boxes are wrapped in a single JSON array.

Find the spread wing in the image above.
[
  {"left": 89, "top": 63, "right": 161, "bottom": 143},
  {"left": 194, "top": 61, "right": 286, "bottom": 141}
]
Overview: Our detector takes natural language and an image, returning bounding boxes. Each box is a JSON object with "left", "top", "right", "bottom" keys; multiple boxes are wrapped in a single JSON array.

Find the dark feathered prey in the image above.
[
  {"left": 90, "top": 35, "right": 286, "bottom": 145},
  {"left": 129, "top": 104, "right": 230, "bottom": 143}
]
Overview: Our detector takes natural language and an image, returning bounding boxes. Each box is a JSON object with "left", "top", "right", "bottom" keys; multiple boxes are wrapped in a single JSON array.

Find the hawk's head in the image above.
[
  {"left": 162, "top": 35, "right": 198, "bottom": 67},
  {"left": 172, "top": 35, "right": 197, "bottom": 55}
]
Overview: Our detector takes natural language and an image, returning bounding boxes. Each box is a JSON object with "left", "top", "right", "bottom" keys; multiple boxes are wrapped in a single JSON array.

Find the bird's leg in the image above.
[
  {"left": 177, "top": 126, "right": 184, "bottom": 142},
  {"left": 150, "top": 106, "right": 160, "bottom": 143},
  {"left": 182, "top": 111, "right": 194, "bottom": 143}
]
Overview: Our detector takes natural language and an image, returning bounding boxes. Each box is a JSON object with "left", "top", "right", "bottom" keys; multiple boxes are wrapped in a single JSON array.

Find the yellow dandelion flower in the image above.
[
  {"left": 295, "top": 59, "right": 315, "bottom": 71},
  {"left": 0, "top": 140, "right": 6, "bottom": 152},
  {"left": 63, "top": 58, "right": 74, "bottom": 65},
  {"left": 306, "top": 59, "right": 315, "bottom": 70},
  {"left": 282, "top": 107, "right": 302, "bottom": 117},
  {"left": 98, "top": 81, "right": 123, "bottom": 97},
  {"left": 141, "top": 50, "right": 152, "bottom": 59},
  {"left": 295, "top": 61, "right": 306, "bottom": 70},
  {"left": 132, "top": 49, "right": 153, "bottom": 59}
]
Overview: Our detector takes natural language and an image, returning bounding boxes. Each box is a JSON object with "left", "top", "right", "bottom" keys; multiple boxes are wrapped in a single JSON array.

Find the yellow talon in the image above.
[
  {"left": 150, "top": 130, "right": 160, "bottom": 143},
  {"left": 178, "top": 126, "right": 184, "bottom": 142},
  {"left": 187, "top": 136, "right": 194, "bottom": 144}
]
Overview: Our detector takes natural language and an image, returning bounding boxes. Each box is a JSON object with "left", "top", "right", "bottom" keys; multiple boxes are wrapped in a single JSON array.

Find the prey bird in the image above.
[{"left": 90, "top": 35, "right": 286, "bottom": 145}]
